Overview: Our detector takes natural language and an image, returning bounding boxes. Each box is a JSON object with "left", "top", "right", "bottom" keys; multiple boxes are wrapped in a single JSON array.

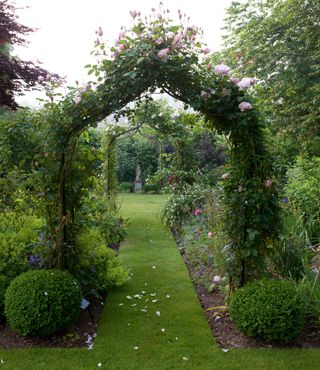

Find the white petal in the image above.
[
  {"left": 182, "top": 357, "right": 189, "bottom": 361},
  {"left": 152, "top": 266, "right": 156, "bottom": 269},
  {"left": 166, "top": 295, "right": 170, "bottom": 298},
  {"left": 161, "top": 328, "right": 165, "bottom": 333},
  {"left": 133, "top": 346, "right": 139, "bottom": 350},
  {"left": 126, "top": 295, "right": 132, "bottom": 300},
  {"left": 222, "top": 348, "right": 229, "bottom": 353},
  {"left": 152, "top": 300, "right": 158, "bottom": 303},
  {"left": 156, "top": 311, "right": 161, "bottom": 317}
]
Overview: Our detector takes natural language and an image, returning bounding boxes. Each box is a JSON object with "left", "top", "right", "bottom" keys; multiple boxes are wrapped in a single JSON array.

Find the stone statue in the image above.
[
  {"left": 134, "top": 164, "right": 142, "bottom": 192},
  {"left": 135, "top": 164, "right": 142, "bottom": 181}
]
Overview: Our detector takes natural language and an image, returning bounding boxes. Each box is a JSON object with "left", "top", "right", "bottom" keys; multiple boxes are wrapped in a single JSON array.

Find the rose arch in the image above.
[{"left": 41, "top": 9, "right": 279, "bottom": 287}]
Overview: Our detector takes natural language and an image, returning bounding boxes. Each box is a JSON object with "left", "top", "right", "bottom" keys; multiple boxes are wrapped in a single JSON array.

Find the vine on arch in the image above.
[{"left": 38, "top": 5, "right": 280, "bottom": 286}]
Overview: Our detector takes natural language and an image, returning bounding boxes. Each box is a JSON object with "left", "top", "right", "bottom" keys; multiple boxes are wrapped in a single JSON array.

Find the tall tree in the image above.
[
  {"left": 221, "top": 0, "right": 320, "bottom": 160},
  {"left": 0, "top": 0, "right": 58, "bottom": 110}
]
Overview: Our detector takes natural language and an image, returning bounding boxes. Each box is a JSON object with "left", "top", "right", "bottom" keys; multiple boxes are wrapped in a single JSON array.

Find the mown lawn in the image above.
[{"left": 0, "top": 193, "right": 319, "bottom": 369}]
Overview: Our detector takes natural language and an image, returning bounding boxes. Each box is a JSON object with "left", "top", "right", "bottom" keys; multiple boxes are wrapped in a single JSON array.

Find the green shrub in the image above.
[
  {"left": 162, "top": 183, "right": 210, "bottom": 227},
  {"left": 5, "top": 270, "right": 81, "bottom": 337},
  {"left": 230, "top": 279, "right": 305, "bottom": 342},
  {"left": 143, "top": 183, "right": 160, "bottom": 193},
  {"left": 118, "top": 182, "right": 134, "bottom": 193},
  {"left": 73, "top": 228, "right": 128, "bottom": 298},
  {"left": 285, "top": 156, "right": 320, "bottom": 244},
  {"left": 0, "top": 211, "right": 44, "bottom": 319}
]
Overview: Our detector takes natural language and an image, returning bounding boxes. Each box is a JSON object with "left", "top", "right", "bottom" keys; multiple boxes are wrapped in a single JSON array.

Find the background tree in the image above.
[
  {"left": 221, "top": 0, "right": 320, "bottom": 162},
  {"left": 0, "top": 0, "right": 58, "bottom": 110}
]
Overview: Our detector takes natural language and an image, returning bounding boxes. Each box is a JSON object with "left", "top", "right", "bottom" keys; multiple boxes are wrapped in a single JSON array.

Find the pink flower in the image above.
[
  {"left": 208, "top": 232, "right": 214, "bottom": 239},
  {"left": 130, "top": 10, "right": 138, "bottom": 18},
  {"left": 214, "top": 63, "right": 230, "bottom": 76},
  {"left": 213, "top": 275, "right": 222, "bottom": 283},
  {"left": 118, "top": 31, "right": 126, "bottom": 39},
  {"left": 221, "top": 173, "right": 229, "bottom": 180},
  {"left": 74, "top": 96, "right": 81, "bottom": 104},
  {"left": 230, "top": 77, "right": 240, "bottom": 85},
  {"left": 239, "top": 101, "right": 253, "bottom": 112},
  {"left": 264, "top": 179, "right": 273, "bottom": 188},
  {"left": 200, "top": 90, "right": 211, "bottom": 100},
  {"left": 172, "top": 34, "right": 182, "bottom": 47},
  {"left": 202, "top": 47, "right": 210, "bottom": 54},
  {"left": 207, "top": 63, "right": 212, "bottom": 69},
  {"left": 96, "top": 27, "right": 103, "bottom": 37},
  {"left": 118, "top": 44, "right": 126, "bottom": 51},
  {"left": 237, "top": 77, "right": 253, "bottom": 89},
  {"left": 38, "top": 75, "right": 44, "bottom": 82},
  {"left": 194, "top": 209, "right": 203, "bottom": 216},
  {"left": 157, "top": 48, "right": 170, "bottom": 60}
]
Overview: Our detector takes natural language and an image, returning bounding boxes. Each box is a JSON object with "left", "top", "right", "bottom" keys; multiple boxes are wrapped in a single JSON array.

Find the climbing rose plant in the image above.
[{"left": 37, "top": 4, "right": 279, "bottom": 286}]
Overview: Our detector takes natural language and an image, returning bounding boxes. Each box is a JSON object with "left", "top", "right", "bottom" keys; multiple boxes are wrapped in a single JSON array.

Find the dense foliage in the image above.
[
  {"left": 222, "top": 0, "right": 320, "bottom": 160},
  {"left": 230, "top": 279, "right": 305, "bottom": 342},
  {"left": 5, "top": 269, "right": 81, "bottom": 336}
]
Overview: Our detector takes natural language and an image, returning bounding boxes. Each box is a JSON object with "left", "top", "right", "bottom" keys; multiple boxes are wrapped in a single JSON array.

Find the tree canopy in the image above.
[{"left": 222, "top": 0, "right": 320, "bottom": 159}]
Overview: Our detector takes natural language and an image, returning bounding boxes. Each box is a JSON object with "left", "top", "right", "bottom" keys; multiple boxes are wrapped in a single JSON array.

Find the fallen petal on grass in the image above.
[
  {"left": 222, "top": 348, "right": 229, "bottom": 353},
  {"left": 156, "top": 311, "right": 161, "bottom": 317},
  {"left": 182, "top": 357, "right": 189, "bottom": 361}
]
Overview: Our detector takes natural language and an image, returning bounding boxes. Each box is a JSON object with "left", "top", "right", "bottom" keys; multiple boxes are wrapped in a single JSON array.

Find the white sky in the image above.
[{"left": 14, "top": 0, "right": 235, "bottom": 106}]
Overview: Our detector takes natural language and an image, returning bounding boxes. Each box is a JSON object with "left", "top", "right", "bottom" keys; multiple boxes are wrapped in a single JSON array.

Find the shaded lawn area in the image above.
[{"left": 0, "top": 193, "right": 319, "bottom": 369}]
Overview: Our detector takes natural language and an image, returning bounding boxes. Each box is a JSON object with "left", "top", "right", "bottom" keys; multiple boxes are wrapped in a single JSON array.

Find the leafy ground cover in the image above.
[{"left": 0, "top": 194, "right": 319, "bottom": 369}]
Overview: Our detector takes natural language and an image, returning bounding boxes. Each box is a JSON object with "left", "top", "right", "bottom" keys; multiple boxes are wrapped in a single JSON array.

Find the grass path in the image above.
[{"left": 0, "top": 194, "right": 319, "bottom": 369}]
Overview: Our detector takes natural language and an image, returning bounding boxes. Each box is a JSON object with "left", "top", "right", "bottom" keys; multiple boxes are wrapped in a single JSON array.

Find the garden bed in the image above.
[
  {"left": 0, "top": 296, "right": 105, "bottom": 349},
  {"left": 175, "top": 232, "right": 320, "bottom": 349}
]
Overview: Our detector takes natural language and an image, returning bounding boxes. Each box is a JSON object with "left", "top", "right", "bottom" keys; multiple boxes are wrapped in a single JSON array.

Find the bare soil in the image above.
[{"left": 0, "top": 296, "right": 105, "bottom": 349}]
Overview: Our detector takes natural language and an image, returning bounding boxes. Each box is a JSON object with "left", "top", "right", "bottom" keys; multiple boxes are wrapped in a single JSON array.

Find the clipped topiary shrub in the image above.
[
  {"left": 5, "top": 269, "right": 81, "bottom": 337},
  {"left": 230, "top": 279, "right": 306, "bottom": 342}
]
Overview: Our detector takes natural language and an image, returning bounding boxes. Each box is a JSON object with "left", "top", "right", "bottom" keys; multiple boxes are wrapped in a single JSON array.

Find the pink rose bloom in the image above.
[
  {"left": 237, "top": 77, "right": 253, "bottom": 89},
  {"left": 214, "top": 63, "right": 230, "bottom": 76},
  {"left": 130, "top": 10, "right": 138, "bottom": 18},
  {"left": 250, "top": 77, "right": 257, "bottom": 84},
  {"left": 213, "top": 275, "right": 222, "bottom": 283},
  {"left": 157, "top": 48, "right": 170, "bottom": 60},
  {"left": 202, "top": 47, "right": 210, "bottom": 54},
  {"left": 172, "top": 34, "right": 182, "bottom": 47},
  {"left": 239, "top": 101, "right": 253, "bottom": 112},
  {"left": 118, "top": 31, "right": 126, "bottom": 39},
  {"left": 38, "top": 75, "right": 44, "bottom": 82},
  {"left": 264, "top": 179, "right": 273, "bottom": 188},
  {"left": 221, "top": 173, "right": 229, "bottom": 180},
  {"left": 208, "top": 232, "right": 214, "bottom": 239},
  {"left": 118, "top": 44, "right": 126, "bottom": 51},
  {"left": 194, "top": 209, "right": 203, "bottom": 216},
  {"left": 230, "top": 77, "right": 240, "bottom": 85}
]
